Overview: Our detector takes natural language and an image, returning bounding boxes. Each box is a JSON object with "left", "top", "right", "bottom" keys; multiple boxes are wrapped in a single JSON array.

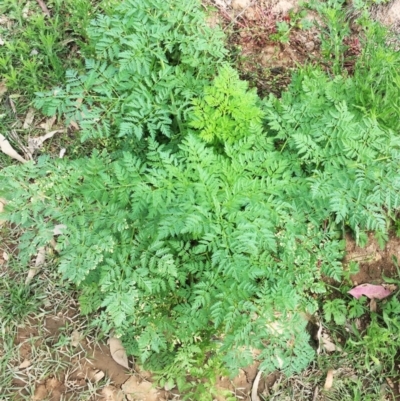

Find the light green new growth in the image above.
[{"left": 190, "top": 66, "right": 263, "bottom": 144}]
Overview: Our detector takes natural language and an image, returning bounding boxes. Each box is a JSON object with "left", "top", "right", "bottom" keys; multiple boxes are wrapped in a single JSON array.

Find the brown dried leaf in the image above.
[
  {"left": 70, "top": 330, "right": 82, "bottom": 347},
  {"left": 101, "top": 385, "right": 124, "bottom": 401},
  {"left": 53, "top": 224, "right": 66, "bottom": 236},
  {"left": 23, "top": 107, "right": 35, "bottom": 129},
  {"left": 33, "top": 384, "right": 48, "bottom": 401},
  {"left": 87, "top": 368, "right": 105, "bottom": 383},
  {"left": 69, "top": 120, "right": 80, "bottom": 131},
  {"left": 0, "top": 16, "right": 11, "bottom": 25},
  {"left": 122, "top": 377, "right": 158, "bottom": 401},
  {"left": 22, "top": 2, "right": 31, "bottom": 19},
  {"left": 39, "top": 116, "right": 57, "bottom": 132},
  {"left": 18, "top": 359, "right": 31, "bottom": 369},
  {"left": 0, "top": 134, "right": 27, "bottom": 163},
  {"left": 8, "top": 97, "right": 16, "bottom": 114},
  {"left": 322, "top": 333, "right": 337, "bottom": 353},
  {"left": 109, "top": 337, "right": 129, "bottom": 369},
  {"left": 324, "top": 369, "right": 334, "bottom": 390},
  {"left": 27, "top": 129, "right": 63, "bottom": 156},
  {"left": 370, "top": 298, "right": 377, "bottom": 312},
  {"left": 25, "top": 246, "right": 46, "bottom": 284},
  {"left": 0, "top": 81, "right": 7, "bottom": 98}
]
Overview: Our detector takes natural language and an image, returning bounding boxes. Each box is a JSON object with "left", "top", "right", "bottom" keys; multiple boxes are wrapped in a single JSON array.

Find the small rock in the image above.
[
  {"left": 272, "top": 0, "right": 297, "bottom": 14},
  {"left": 232, "top": 0, "right": 251, "bottom": 11},
  {"left": 296, "top": 33, "right": 307, "bottom": 43},
  {"left": 245, "top": 7, "right": 257, "bottom": 20},
  {"left": 305, "top": 41, "right": 315, "bottom": 52}
]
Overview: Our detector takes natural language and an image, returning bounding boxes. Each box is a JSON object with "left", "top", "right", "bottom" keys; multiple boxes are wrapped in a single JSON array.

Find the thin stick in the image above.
[
  {"left": 251, "top": 370, "right": 262, "bottom": 401},
  {"left": 36, "top": 0, "right": 51, "bottom": 17}
]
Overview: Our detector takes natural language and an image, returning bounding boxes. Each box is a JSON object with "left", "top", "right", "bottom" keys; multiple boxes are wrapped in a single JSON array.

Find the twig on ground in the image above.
[
  {"left": 312, "top": 386, "right": 319, "bottom": 401},
  {"left": 36, "top": 0, "right": 51, "bottom": 17},
  {"left": 251, "top": 370, "right": 262, "bottom": 401}
]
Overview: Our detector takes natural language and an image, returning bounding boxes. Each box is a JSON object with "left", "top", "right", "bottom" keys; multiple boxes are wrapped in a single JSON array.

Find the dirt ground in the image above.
[
  {"left": 345, "top": 233, "right": 400, "bottom": 285},
  {"left": 10, "top": 307, "right": 275, "bottom": 401}
]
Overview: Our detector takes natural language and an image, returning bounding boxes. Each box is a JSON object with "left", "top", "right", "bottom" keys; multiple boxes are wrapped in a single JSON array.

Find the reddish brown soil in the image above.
[{"left": 344, "top": 232, "right": 400, "bottom": 285}]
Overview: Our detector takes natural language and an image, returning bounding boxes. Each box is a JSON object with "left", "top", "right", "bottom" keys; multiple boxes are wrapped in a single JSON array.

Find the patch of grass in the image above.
[
  {"left": 0, "top": 0, "right": 115, "bottom": 166},
  {"left": 0, "top": 220, "right": 111, "bottom": 399}
]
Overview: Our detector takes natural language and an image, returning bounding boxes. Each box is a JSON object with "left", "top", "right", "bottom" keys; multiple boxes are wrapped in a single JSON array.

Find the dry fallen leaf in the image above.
[
  {"left": 18, "top": 359, "right": 31, "bottom": 369},
  {"left": 348, "top": 284, "right": 392, "bottom": 300},
  {"left": 22, "top": 1, "right": 31, "bottom": 19},
  {"left": 23, "top": 107, "right": 35, "bottom": 129},
  {"left": 2, "top": 251, "right": 9, "bottom": 261},
  {"left": 53, "top": 224, "right": 67, "bottom": 236},
  {"left": 69, "top": 120, "right": 80, "bottom": 131},
  {"left": 27, "top": 130, "right": 63, "bottom": 156},
  {"left": 0, "top": 134, "right": 27, "bottom": 163},
  {"left": 25, "top": 246, "right": 46, "bottom": 284},
  {"left": 33, "top": 384, "right": 48, "bottom": 401},
  {"left": 0, "top": 81, "right": 7, "bottom": 98},
  {"left": 101, "top": 385, "right": 124, "bottom": 401},
  {"left": 0, "top": 16, "right": 11, "bottom": 25},
  {"left": 370, "top": 298, "right": 377, "bottom": 312},
  {"left": 109, "top": 337, "right": 129, "bottom": 369},
  {"left": 87, "top": 368, "right": 105, "bottom": 383},
  {"left": 70, "top": 330, "right": 83, "bottom": 347},
  {"left": 8, "top": 97, "right": 16, "bottom": 114},
  {"left": 322, "top": 333, "right": 337, "bottom": 353},
  {"left": 122, "top": 377, "right": 158, "bottom": 401},
  {"left": 39, "top": 116, "right": 57, "bottom": 132},
  {"left": 324, "top": 369, "right": 334, "bottom": 390}
]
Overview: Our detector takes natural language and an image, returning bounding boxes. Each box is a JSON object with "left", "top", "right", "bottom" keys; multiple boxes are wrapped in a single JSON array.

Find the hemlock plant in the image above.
[{"left": 1, "top": 0, "right": 400, "bottom": 396}]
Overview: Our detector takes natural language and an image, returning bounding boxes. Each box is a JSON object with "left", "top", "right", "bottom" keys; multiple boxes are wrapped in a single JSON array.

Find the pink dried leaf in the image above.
[{"left": 348, "top": 284, "right": 392, "bottom": 300}]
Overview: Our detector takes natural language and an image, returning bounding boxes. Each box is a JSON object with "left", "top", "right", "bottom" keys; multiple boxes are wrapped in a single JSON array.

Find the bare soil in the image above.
[
  {"left": 345, "top": 232, "right": 400, "bottom": 285},
  {"left": 10, "top": 305, "right": 281, "bottom": 401}
]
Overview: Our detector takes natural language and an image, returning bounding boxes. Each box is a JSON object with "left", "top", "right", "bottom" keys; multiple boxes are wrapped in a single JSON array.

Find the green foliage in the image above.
[
  {"left": 2, "top": 0, "right": 400, "bottom": 396},
  {"left": 347, "top": 296, "right": 400, "bottom": 370},
  {"left": 0, "top": 0, "right": 107, "bottom": 95},
  {"left": 189, "top": 65, "right": 263, "bottom": 145},
  {"left": 34, "top": 0, "right": 226, "bottom": 143},
  {"left": 0, "top": 281, "right": 42, "bottom": 323},
  {"left": 323, "top": 299, "right": 347, "bottom": 325},
  {"left": 347, "top": 297, "right": 366, "bottom": 319},
  {"left": 264, "top": 65, "right": 400, "bottom": 244},
  {"left": 1, "top": 132, "right": 327, "bottom": 382}
]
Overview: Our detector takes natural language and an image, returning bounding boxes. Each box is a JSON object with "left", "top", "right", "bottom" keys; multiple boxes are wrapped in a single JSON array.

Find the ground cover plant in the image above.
[{"left": 1, "top": 0, "right": 400, "bottom": 399}]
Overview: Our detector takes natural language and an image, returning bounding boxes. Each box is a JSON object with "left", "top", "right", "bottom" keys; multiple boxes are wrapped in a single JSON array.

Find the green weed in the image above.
[{"left": 1, "top": 0, "right": 400, "bottom": 398}]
